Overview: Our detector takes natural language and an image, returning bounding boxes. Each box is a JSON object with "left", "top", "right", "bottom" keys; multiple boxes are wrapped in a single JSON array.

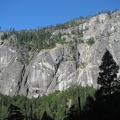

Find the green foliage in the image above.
[
  {"left": 54, "top": 17, "right": 85, "bottom": 30},
  {"left": 24, "top": 55, "right": 30, "bottom": 65},
  {"left": 78, "top": 61, "right": 87, "bottom": 69},
  {"left": 0, "top": 86, "right": 95, "bottom": 120},
  {"left": 107, "top": 11, "right": 112, "bottom": 19},
  {"left": 82, "top": 50, "right": 120, "bottom": 120},
  {"left": 64, "top": 105, "right": 79, "bottom": 120},
  {"left": 0, "top": 15, "right": 85, "bottom": 66},
  {"left": 97, "top": 49, "right": 120, "bottom": 96},
  {"left": 41, "top": 111, "right": 53, "bottom": 120},
  {"left": 7, "top": 104, "right": 24, "bottom": 120},
  {"left": 1, "top": 27, "right": 67, "bottom": 65},
  {"left": 1, "top": 32, "right": 8, "bottom": 40},
  {"left": 79, "top": 39, "right": 84, "bottom": 43},
  {"left": 86, "top": 37, "right": 95, "bottom": 46},
  {"left": 77, "top": 29, "right": 83, "bottom": 37}
]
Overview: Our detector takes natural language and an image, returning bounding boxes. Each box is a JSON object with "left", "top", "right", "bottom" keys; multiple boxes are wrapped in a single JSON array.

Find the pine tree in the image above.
[
  {"left": 41, "top": 111, "right": 53, "bottom": 120},
  {"left": 7, "top": 104, "right": 24, "bottom": 120},
  {"left": 97, "top": 49, "right": 120, "bottom": 96},
  {"left": 64, "top": 105, "right": 79, "bottom": 120}
]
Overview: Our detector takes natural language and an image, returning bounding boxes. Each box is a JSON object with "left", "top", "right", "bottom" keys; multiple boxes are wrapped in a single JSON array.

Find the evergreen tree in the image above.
[
  {"left": 7, "top": 104, "right": 24, "bottom": 120},
  {"left": 64, "top": 105, "right": 79, "bottom": 120},
  {"left": 97, "top": 49, "right": 120, "bottom": 96},
  {"left": 32, "top": 112, "right": 38, "bottom": 120},
  {"left": 41, "top": 111, "right": 53, "bottom": 120},
  {"left": 107, "top": 11, "right": 112, "bottom": 19}
]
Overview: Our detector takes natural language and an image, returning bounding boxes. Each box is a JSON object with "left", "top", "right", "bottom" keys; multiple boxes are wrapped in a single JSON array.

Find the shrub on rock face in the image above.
[{"left": 86, "top": 38, "right": 95, "bottom": 46}]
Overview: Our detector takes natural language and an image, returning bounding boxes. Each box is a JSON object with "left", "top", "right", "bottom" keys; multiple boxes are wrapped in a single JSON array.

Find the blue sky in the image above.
[{"left": 0, "top": 0, "right": 120, "bottom": 31}]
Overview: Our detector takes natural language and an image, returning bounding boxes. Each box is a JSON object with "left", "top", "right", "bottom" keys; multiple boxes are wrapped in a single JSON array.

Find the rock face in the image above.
[
  {"left": 0, "top": 40, "right": 25, "bottom": 96},
  {"left": 0, "top": 11, "right": 120, "bottom": 98}
]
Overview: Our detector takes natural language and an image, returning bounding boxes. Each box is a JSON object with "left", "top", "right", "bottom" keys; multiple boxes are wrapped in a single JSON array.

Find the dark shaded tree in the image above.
[
  {"left": 34, "top": 112, "right": 39, "bottom": 120},
  {"left": 97, "top": 49, "right": 120, "bottom": 96},
  {"left": 95, "top": 50, "right": 120, "bottom": 120},
  {"left": 7, "top": 104, "right": 24, "bottom": 120},
  {"left": 41, "top": 111, "right": 53, "bottom": 120},
  {"left": 83, "top": 49, "right": 120, "bottom": 120},
  {"left": 64, "top": 105, "right": 79, "bottom": 120}
]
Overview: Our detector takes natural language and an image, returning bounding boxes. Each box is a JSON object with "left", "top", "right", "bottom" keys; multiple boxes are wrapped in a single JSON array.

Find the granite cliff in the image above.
[{"left": 0, "top": 11, "right": 120, "bottom": 98}]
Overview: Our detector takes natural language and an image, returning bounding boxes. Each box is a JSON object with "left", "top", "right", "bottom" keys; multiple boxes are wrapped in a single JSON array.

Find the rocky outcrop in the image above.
[
  {"left": 0, "top": 39, "right": 25, "bottom": 96},
  {"left": 0, "top": 11, "right": 120, "bottom": 98}
]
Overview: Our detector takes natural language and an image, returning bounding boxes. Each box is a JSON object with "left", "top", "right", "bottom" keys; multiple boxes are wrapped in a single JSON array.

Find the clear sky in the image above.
[{"left": 0, "top": 0, "right": 120, "bottom": 31}]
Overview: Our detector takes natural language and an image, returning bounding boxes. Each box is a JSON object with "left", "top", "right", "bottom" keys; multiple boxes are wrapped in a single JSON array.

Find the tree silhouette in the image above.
[
  {"left": 96, "top": 49, "right": 120, "bottom": 120},
  {"left": 64, "top": 105, "right": 79, "bottom": 120},
  {"left": 41, "top": 111, "right": 53, "bottom": 120},
  {"left": 97, "top": 49, "right": 120, "bottom": 96},
  {"left": 7, "top": 104, "right": 24, "bottom": 120},
  {"left": 83, "top": 49, "right": 120, "bottom": 120},
  {"left": 96, "top": 49, "right": 120, "bottom": 119}
]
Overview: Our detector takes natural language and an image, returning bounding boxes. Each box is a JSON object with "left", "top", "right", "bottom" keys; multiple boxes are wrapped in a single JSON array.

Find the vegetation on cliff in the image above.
[{"left": 0, "top": 10, "right": 120, "bottom": 120}]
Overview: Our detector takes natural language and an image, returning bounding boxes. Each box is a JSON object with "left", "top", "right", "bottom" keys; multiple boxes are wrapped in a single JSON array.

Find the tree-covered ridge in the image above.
[
  {"left": 0, "top": 10, "right": 120, "bottom": 120},
  {"left": 0, "top": 27, "right": 66, "bottom": 65},
  {"left": 0, "top": 9, "right": 119, "bottom": 65},
  {"left": 0, "top": 85, "right": 95, "bottom": 120}
]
